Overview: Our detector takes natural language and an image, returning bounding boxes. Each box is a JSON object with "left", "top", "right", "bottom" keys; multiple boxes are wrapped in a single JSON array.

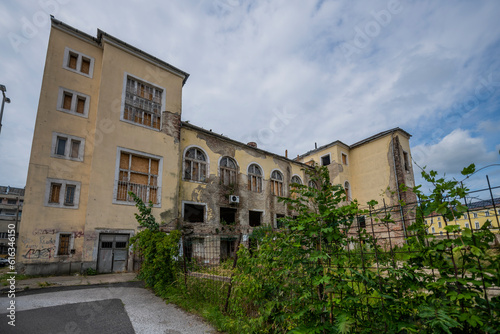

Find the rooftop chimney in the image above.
[{"left": 247, "top": 142, "right": 257, "bottom": 148}]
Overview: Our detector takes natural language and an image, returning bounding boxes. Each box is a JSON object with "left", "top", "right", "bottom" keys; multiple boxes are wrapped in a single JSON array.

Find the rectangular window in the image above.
[
  {"left": 58, "top": 234, "right": 71, "bottom": 255},
  {"left": 45, "top": 179, "right": 81, "bottom": 209},
  {"left": 63, "top": 47, "right": 94, "bottom": 78},
  {"left": 220, "top": 207, "right": 237, "bottom": 225},
  {"left": 51, "top": 132, "right": 85, "bottom": 161},
  {"left": 116, "top": 151, "right": 160, "bottom": 205},
  {"left": 403, "top": 151, "right": 410, "bottom": 171},
  {"left": 55, "top": 136, "right": 67, "bottom": 156},
  {"left": 473, "top": 213, "right": 478, "bottom": 218},
  {"left": 64, "top": 185, "right": 76, "bottom": 206},
  {"left": 358, "top": 216, "right": 366, "bottom": 229},
  {"left": 341, "top": 153, "right": 348, "bottom": 165},
  {"left": 183, "top": 203, "right": 205, "bottom": 223},
  {"left": 485, "top": 211, "right": 490, "bottom": 217},
  {"left": 122, "top": 75, "right": 163, "bottom": 130},
  {"left": 57, "top": 87, "right": 90, "bottom": 118},
  {"left": 438, "top": 221, "right": 442, "bottom": 228},
  {"left": 49, "top": 183, "right": 62, "bottom": 203},
  {"left": 276, "top": 213, "right": 286, "bottom": 229},
  {"left": 249, "top": 211, "right": 262, "bottom": 227},
  {"left": 321, "top": 154, "right": 331, "bottom": 166},
  {"left": 7, "top": 199, "right": 17, "bottom": 205},
  {"left": 475, "top": 222, "right": 480, "bottom": 230}
]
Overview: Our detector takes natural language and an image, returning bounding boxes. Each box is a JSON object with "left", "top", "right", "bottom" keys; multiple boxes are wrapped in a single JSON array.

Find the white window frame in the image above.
[
  {"left": 113, "top": 147, "right": 163, "bottom": 207},
  {"left": 120, "top": 72, "right": 166, "bottom": 131},
  {"left": 320, "top": 153, "right": 331, "bottom": 166},
  {"left": 50, "top": 132, "right": 85, "bottom": 162},
  {"left": 55, "top": 232, "right": 75, "bottom": 257},
  {"left": 291, "top": 175, "right": 302, "bottom": 185},
  {"left": 63, "top": 47, "right": 95, "bottom": 78},
  {"left": 247, "top": 162, "right": 264, "bottom": 193},
  {"left": 44, "top": 178, "right": 81, "bottom": 209},
  {"left": 183, "top": 146, "right": 209, "bottom": 183},
  {"left": 270, "top": 169, "right": 284, "bottom": 196},
  {"left": 475, "top": 221, "right": 480, "bottom": 230},
  {"left": 57, "top": 87, "right": 90, "bottom": 118},
  {"left": 219, "top": 156, "right": 238, "bottom": 186},
  {"left": 182, "top": 201, "right": 207, "bottom": 223}
]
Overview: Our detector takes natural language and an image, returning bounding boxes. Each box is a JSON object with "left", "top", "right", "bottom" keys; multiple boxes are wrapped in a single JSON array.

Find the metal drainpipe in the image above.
[{"left": 391, "top": 132, "right": 408, "bottom": 241}]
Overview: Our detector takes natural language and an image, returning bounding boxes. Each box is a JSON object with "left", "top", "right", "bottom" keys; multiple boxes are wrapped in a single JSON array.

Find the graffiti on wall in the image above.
[{"left": 23, "top": 246, "right": 55, "bottom": 259}]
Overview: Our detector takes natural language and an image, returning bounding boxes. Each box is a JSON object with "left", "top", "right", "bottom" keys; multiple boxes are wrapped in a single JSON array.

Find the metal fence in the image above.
[{"left": 176, "top": 179, "right": 500, "bottom": 331}]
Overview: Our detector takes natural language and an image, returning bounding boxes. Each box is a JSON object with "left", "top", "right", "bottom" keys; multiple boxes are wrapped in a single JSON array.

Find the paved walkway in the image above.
[{"left": 1, "top": 271, "right": 138, "bottom": 293}]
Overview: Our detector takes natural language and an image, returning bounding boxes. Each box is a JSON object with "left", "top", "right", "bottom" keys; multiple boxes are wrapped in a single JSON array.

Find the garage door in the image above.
[{"left": 97, "top": 234, "right": 129, "bottom": 273}]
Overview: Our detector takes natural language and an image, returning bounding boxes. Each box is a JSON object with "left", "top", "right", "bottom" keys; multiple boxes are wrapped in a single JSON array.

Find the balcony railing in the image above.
[{"left": 115, "top": 180, "right": 160, "bottom": 205}]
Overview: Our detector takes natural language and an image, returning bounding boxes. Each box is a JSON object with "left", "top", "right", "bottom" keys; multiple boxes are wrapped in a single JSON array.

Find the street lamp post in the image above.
[{"left": 0, "top": 84, "right": 11, "bottom": 135}]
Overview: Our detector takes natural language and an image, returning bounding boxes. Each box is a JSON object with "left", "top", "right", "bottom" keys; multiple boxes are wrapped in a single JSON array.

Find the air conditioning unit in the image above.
[{"left": 229, "top": 195, "right": 240, "bottom": 204}]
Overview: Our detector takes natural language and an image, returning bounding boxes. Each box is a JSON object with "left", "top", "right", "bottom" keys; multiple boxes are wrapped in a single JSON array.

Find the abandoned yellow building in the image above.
[{"left": 17, "top": 18, "right": 416, "bottom": 275}]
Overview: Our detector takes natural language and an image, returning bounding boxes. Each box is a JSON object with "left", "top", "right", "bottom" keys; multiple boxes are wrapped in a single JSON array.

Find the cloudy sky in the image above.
[{"left": 1, "top": 0, "right": 499, "bottom": 197}]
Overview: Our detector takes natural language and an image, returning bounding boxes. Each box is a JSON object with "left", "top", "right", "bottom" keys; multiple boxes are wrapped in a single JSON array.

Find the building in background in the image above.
[
  {"left": 17, "top": 18, "right": 416, "bottom": 275},
  {"left": 0, "top": 186, "right": 24, "bottom": 258}
]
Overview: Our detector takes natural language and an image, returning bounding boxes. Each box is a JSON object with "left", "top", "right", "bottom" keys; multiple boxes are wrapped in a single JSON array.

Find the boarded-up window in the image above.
[
  {"left": 117, "top": 151, "right": 160, "bottom": 204},
  {"left": 49, "top": 183, "right": 61, "bottom": 203},
  {"left": 342, "top": 153, "right": 348, "bottom": 165},
  {"left": 63, "top": 92, "right": 73, "bottom": 110},
  {"left": 58, "top": 234, "right": 71, "bottom": 255},
  {"left": 76, "top": 97, "right": 85, "bottom": 114},
  {"left": 184, "top": 148, "right": 207, "bottom": 182},
  {"left": 80, "top": 58, "right": 90, "bottom": 74},
  {"left": 271, "top": 170, "right": 284, "bottom": 196},
  {"left": 248, "top": 164, "right": 262, "bottom": 192},
  {"left": 219, "top": 156, "right": 237, "bottom": 185},
  {"left": 124, "top": 77, "right": 162, "bottom": 130},
  {"left": 70, "top": 140, "right": 80, "bottom": 158},
  {"left": 68, "top": 53, "right": 77, "bottom": 69}
]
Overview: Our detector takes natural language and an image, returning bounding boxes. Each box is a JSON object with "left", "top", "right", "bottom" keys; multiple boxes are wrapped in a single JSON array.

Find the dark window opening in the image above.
[
  {"left": 115, "top": 241, "right": 127, "bottom": 248},
  {"left": 220, "top": 207, "right": 237, "bottom": 225},
  {"left": 321, "top": 155, "right": 330, "bottom": 166},
  {"left": 101, "top": 241, "right": 113, "bottom": 248},
  {"left": 276, "top": 214, "right": 286, "bottom": 228},
  {"left": 358, "top": 216, "right": 366, "bottom": 229},
  {"left": 184, "top": 203, "right": 205, "bottom": 223},
  {"left": 403, "top": 151, "right": 410, "bottom": 171},
  {"left": 220, "top": 238, "right": 237, "bottom": 261},
  {"left": 249, "top": 211, "right": 262, "bottom": 227}
]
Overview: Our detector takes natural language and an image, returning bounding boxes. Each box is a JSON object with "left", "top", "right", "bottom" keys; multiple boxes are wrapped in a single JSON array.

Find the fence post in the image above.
[
  {"left": 224, "top": 233, "right": 242, "bottom": 313},
  {"left": 182, "top": 235, "right": 188, "bottom": 289}
]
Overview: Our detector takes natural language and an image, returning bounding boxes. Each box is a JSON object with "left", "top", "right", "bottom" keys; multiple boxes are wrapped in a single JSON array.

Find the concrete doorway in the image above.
[{"left": 97, "top": 234, "right": 129, "bottom": 273}]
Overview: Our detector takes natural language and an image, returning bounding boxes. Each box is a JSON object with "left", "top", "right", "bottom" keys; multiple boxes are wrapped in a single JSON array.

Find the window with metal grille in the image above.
[
  {"left": 123, "top": 77, "right": 163, "bottom": 130},
  {"left": 116, "top": 151, "right": 160, "bottom": 204},
  {"left": 58, "top": 234, "right": 71, "bottom": 255},
  {"left": 271, "top": 170, "right": 284, "bottom": 196},
  {"left": 115, "top": 242, "right": 127, "bottom": 248},
  {"left": 184, "top": 148, "right": 207, "bottom": 182},
  {"left": 248, "top": 164, "right": 262, "bottom": 192},
  {"left": 219, "top": 156, "right": 237, "bottom": 186},
  {"left": 101, "top": 241, "right": 113, "bottom": 248}
]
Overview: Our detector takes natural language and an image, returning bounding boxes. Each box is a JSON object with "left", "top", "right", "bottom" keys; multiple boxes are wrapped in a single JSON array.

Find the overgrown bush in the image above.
[
  {"left": 230, "top": 165, "right": 500, "bottom": 333},
  {"left": 129, "top": 192, "right": 181, "bottom": 293}
]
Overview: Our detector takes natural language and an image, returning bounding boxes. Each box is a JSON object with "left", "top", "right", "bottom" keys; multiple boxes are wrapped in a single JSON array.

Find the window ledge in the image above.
[
  {"left": 112, "top": 199, "right": 161, "bottom": 208},
  {"left": 120, "top": 118, "right": 161, "bottom": 132}
]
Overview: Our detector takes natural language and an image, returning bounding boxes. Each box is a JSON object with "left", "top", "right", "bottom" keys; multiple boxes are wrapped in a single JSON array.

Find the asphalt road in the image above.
[{"left": 0, "top": 285, "right": 216, "bottom": 334}]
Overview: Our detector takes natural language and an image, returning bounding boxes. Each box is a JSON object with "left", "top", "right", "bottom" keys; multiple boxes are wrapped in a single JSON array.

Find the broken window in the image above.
[
  {"left": 116, "top": 151, "right": 160, "bottom": 204},
  {"left": 403, "top": 151, "right": 410, "bottom": 172},
  {"left": 308, "top": 180, "right": 319, "bottom": 189},
  {"left": 247, "top": 164, "right": 262, "bottom": 192},
  {"left": 276, "top": 214, "right": 286, "bottom": 229},
  {"left": 58, "top": 234, "right": 71, "bottom": 255},
  {"left": 123, "top": 76, "right": 163, "bottom": 130},
  {"left": 184, "top": 203, "right": 205, "bottom": 223},
  {"left": 290, "top": 175, "right": 302, "bottom": 199},
  {"left": 249, "top": 210, "right": 262, "bottom": 227},
  {"left": 220, "top": 207, "right": 237, "bottom": 225},
  {"left": 63, "top": 47, "right": 94, "bottom": 77},
  {"left": 291, "top": 175, "right": 302, "bottom": 185},
  {"left": 184, "top": 147, "right": 207, "bottom": 182},
  {"left": 321, "top": 154, "right": 331, "bottom": 166},
  {"left": 271, "top": 170, "right": 284, "bottom": 196},
  {"left": 219, "top": 156, "right": 237, "bottom": 186}
]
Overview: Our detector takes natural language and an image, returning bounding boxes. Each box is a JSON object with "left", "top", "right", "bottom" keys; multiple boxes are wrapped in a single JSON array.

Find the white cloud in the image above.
[{"left": 412, "top": 129, "right": 499, "bottom": 175}]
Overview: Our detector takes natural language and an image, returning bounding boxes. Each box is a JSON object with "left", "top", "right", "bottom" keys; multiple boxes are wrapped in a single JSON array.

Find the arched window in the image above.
[
  {"left": 308, "top": 180, "right": 318, "bottom": 189},
  {"left": 291, "top": 175, "right": 302, "bottom": 185},
  {"left": 344, "top": 181, "right": 351, "bottom": 201},
  {"left": 248, "top": 164, "right": 262, "bottom": 192},
  {"left": 184, "top": 147, "right": 207, "bottom": 182},
  {"left": 220, "top": 157, "right": 237, "bottom": 186},
  {"left": 271, "top": 170, "right": 284, "bottom": 196}
]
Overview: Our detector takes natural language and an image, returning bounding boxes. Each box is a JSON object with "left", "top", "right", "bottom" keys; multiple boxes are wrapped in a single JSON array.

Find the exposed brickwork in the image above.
[{"left": 161, "top": 111, "right": 181, "bottom": 141}]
